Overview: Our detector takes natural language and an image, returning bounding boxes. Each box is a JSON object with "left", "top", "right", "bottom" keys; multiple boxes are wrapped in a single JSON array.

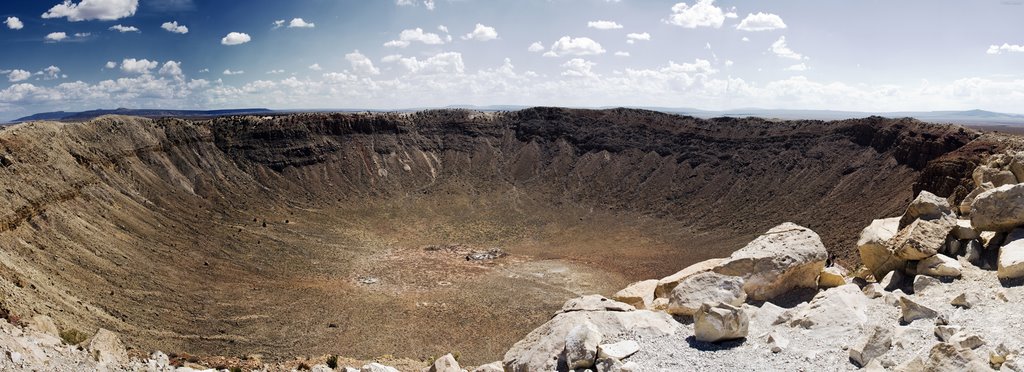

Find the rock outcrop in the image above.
[
  {"left": 712, "top": 223, "right": 828, "bottom": 301},
  {"left": 694, "top": 302, "right": 749, "bottom": 343},
  {"left": 666, "top": 272, "right": 746, "bottom": 316}
]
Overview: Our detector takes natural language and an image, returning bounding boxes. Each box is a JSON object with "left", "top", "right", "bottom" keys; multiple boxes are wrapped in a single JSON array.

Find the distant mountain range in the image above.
[{"left": 11, "top": 106, "right": 1024, "bottom": 127}]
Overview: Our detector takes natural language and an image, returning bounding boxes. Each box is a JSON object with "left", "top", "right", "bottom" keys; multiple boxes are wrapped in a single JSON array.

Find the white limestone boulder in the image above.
[
  {"left": 971, "top": 184, "right": 1024, "bottom": 232},
  {"left": 917, "top": 254, "right": 962, "bottom": 278},
  {"left": 858, "top": 217, "right": 904, "bottom": 279},
  {"left": 654, "top": 258, "right": 725, "bottom": 298},
  {"left": 694, "top": 302, "right": 749, "bottom": 343},
  {"left": 612, "top": 279, "right": 657, "bottom": 310},
  {"left": 713, "top": 222, "right": 828, "bottom": 301},
  {"left": 667, "top": 271, "right": 746, "bottom": 316},
  {"left": 998, "top": 228, "right": 1024, "bottom": 280}
]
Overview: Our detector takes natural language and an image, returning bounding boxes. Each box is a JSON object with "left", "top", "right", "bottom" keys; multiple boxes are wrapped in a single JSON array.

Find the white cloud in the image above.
[
  {"left": 223, "top": 69, "right": 244, "bottom": 75},
  {"left": 5, "top": 17, "right": 23, "bottom": 30},
  {"left": 528, "top": 42, "right": 545, "bottom": 53},
  {"left": 724, "top": 60, "right": 734, "bottom": 66},
  {"left": 161, "top": 21, "right": 188, "bottom": 34},
  {"left": 588, "top": 20, "right": 623, "bottom": 30},
  {"left": 159, "top": 61, "right": 183, "bottom": 78},
  {"left": 462, "top": 23, "right": 498, "bottom": 41},
  {"left": 221, "top": 32, "right": 251, "bottom": 46},
  {"left": 614, "top": 51, "right": 630, "bottom": 57},
  {"left": 198, "top": 68, "right": 209, "bottom": 73},
  {"left": 438, "top": 25, "right": 448, "bottom": 34},
  {"left": 45, "top": 32, "right": 68, "bottom": 42},
  {"left": 770, "top": 36, "right": 804, "bottom": 60},
  {"left": 105, "top": 61, "right": 117, "bottom": 69},
  {"left": 39, "top": 66, "right": 62, "bottom": 80},
  {"left": 667, "top": 0, "right": 726, "bottom": 28},
  {"left": 736, "top": 12, "right": 787, "bottom": 31},
  {"left": 396, "top": 0, "right": 435, "bottom": 9},
  {"left": 108, "top": 24, "right": 139, "bottom": 33},
  {"left": 121, "top": 58, "right": 158, "bottom": 74},
  {"left": 267, "top": 69, "right": 285, "bottom": 74},
  {"left": 626, "top": 32, "right": 651, "bottom": 44},
  {"left": 399, "top": 52, "right": 465, "bottom": 74},
  {"left": 785, "top": 63, "right": 808, "bottom": 71},
  {"left": 289, "top": 18, "right": 315, "bottom": 28},
  {"left": 381, "top": 54, "right": 403, "bottom": 63},
  {"left": 7, "top": 70, "right": 31, "bottom": 82},
  {"left": 345, "top": 50, "right": 380, "bottom": 75},
  {"left": 308, "top": 63, "right": 322, "bottom": 71},
  {"left": 42, "top": 0, "right": 138, "bottom": 21},
  {"left": 74, "top": 32, "right": 91, "bottom": 38},
  {"left": 384, "top": 28, "right": 445, "bottom": 47},
  {"left": 562, "top": 59, "right": 597, "bottom": 78},
  {"left": 741, "top": 36, "right": 750, "bottom": 42},
  {"left": 549, "top": 36, "right": 606, "bottom": 57},
  {"left": 987, "top": 43, "right": 1024, "bottom": 55},
  {"left": 272, "top": 20, "right": 285, "bottom": 29}
]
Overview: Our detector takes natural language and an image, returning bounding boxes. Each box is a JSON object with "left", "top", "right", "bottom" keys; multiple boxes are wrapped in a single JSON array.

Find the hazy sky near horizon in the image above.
[{"left": 0, "top": 0, "right": 1022, "bottom": 120}]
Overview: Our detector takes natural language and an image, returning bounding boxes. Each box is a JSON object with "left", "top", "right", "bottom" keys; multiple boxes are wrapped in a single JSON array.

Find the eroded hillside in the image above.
[{"left": 0, "top": 108, "right": 996, "bottom": 364}]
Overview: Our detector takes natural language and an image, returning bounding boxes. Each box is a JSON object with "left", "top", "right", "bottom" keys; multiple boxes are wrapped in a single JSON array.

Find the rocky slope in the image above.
[{"left": 0, "top": 108, "right": 1005, "bottom": 369}]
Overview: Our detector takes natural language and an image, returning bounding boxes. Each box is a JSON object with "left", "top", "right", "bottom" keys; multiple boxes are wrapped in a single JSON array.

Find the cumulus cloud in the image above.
[
  {"left": 7, "top": 70, "right": 31, "bottom": 82},
  {"left": 396, "top": 0, "right": 435, "bottom": 10},
  {"left": 308, "top": 63, "right": 322, "bottom": 71},
  {"left": 987, "top": 43, "right": 1024, "bottom": 54},
  {"left": 105, "top": 61, "right": 117, "bottom": 69},
  {"left": 548, "top": 36, "right": 606, "bottom": 57},
  {"left": 736, "top": 12, "right": 787, "bottom": 31},
  {"left": 272, "top": 20, "right": 285, "bottom": 29},
  {"left": 267, "top": 69, "right": 285, "bottom": 74},
  {"left": 345, "top": 50, "right": 380, "bottom": 75},
  {"left": 5, "top": 17, "right": 23, "bottom": 30},
  {"left": 45, "top": 32, "right": 68, "bottom": 42},
  {"left": 161, "top": 21, "right": 188, "bottom": 34},
  {"left": 614, "top": 51, "right": 630, "bottom": 57},
  {"left": 770, "top": 36, "right": 804, "bottom": 60},
  {"left": 42, "top": 0, "right": 138, "bottom": 21},
  {"left": 626, "top": 32, "right": 651, "bottom": 44},
  {"left": 39, "top": 66, "right": 63, "bottom": 80},
  {"left": 223, "top": 69, "right": 244, "bottom": 75},
  {"left": 221, "top": 32, "right": 251, "bottom": 45},
  {"left": 462, "top": 23, "right": 498, "bottom": 41},
  {"left": 528, "top": 42, "right": 545, "bottom": 52},
  {"left": 289, "top": 18, "right": 315, "bottom": 28},
  {"left": 398, "top": 52, "right": 465, "bottom": 74},
  {"left": 108, "top": 24, "right": 139, "bottom": 33},
  {"left": 381, "top": 54, "right": 403, "bottom": 63},
  {"left": 385, "top": 28, "right": 445, "bottom": 47},
  {"left": 666, "top": 0, "right": 726, "bottom": 28},
  {"left": 588, "top": 20, "right": 623, "bottom": 30},
  {"left": 121, "top": 58, "right": 158, "bottom": 74},
  {"left": 562, "top": 59, "right": 597, "bottom": 78},
  {"left": 158, "top": 61, "right": 183, "bottom": 77}
]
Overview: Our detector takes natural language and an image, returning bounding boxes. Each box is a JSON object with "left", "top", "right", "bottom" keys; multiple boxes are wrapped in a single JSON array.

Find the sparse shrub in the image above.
[
  {"left": 297, "top": 362, "right": 311, "bottom": 370},
  {"left": 59, "top": 328, "right": 88, "bottom": 345},
  {"left": 230, "top": 367, "right": 243, "bottom": 372},
  {"left": 326, "top": 355, "right": 338, "bottom": 369}
]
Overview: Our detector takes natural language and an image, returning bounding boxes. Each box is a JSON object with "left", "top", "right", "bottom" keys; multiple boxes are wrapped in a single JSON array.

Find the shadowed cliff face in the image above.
[{"left": 0, "top": 108, "right": 990, "bottom": 364}]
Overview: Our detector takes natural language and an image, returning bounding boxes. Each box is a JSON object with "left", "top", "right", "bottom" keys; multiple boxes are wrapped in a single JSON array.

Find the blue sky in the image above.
[{"left": 0, "top": 0, "right": 1022, "bottom": 121}]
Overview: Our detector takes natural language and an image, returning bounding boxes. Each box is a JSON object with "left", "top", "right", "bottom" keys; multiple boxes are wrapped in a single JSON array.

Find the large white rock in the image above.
[
  {"left": 960, "top": 182, "right": 995, "bottom": 215},
  {"left": 667, "top": 271, "right": 746, "bottom": 316},
  {"left": 503, "top": 303, "right": 680, "bottom": 372},
  {"left": 917, "top": 254, "right": 963, "bottom": 278},
  {"left": 775, "top": 284, "right": 869, "bottom": 331},
  {"left": 362, "top": 363, "right": 400, "bottom": 372},
  {"left": 887, "top": 218, "right": 955, "bottom": 260},
  {"left": 87, "top": 329, "right": 129, "bottom": 365},
  {"left": 713, "top": 222, "right": 828, "bottom": 301},
  {"left": 998, "top": 228, "right": 1024, "bottom": 280},
  {"left": 971, "top": 184, "right": 1024, "bottom": 232},
  {"left": 858, "top": 217, "right": 904, "bottom": 279},
  {"left": 426, "top": 354, "right": 463, "bottom": 372},
  {"left": 849, "top": 325, "right": 894, "bottom": 367},
  {"left": 954, "top": 219, "right": 980, "bottom": 240},
  {"left": 597, "top": 340, "right": 640, "bottom": 361},
  {"left": 469, "top": 362, "right": 502, "bottom": 372},
  {"left": 694, "top": 302, "right": 749, "bottom": 343},
  {"left": 818, "top": 265, "right": 848, "bottom": 288},
  {"left": 899, "top": 190, "right": 954, "bottom": 229},
  {"left": 922, "top": 342, "right": 991, "bottom": 372},
  {"left": 974, "top": 165, "right": 1017, "bottom": 188},
  {"left": 654, "top": 258, "right": 725, "bottom": 298},
  {"left": 899, "top": 296, "right": 939, "bottom": 323},
  {"left": 561, "top": 295, "right": 635, "bottom": 313},
  {"left": 565, "top": 322, "right": 602, "bottom": 369},
  {"left": 612, "top": 279, "right": 657, "bottom": 310}
]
